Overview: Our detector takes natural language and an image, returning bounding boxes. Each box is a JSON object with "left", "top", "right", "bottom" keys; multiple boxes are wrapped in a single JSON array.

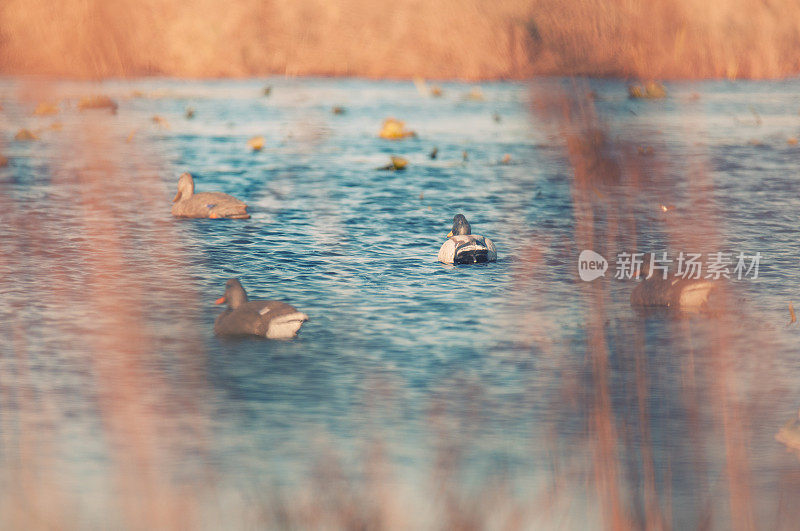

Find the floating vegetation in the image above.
[
  {"left": 152, "top": 115, "right": 170, "bottom": 128},
  {"left": 628, "top": 82, "right": 667, "bottom": 99},
  {"left": 262, "top": 86, "right": 272, "bottom": 97},
  {"left": 379, "top": 118, "right": 416, "bottom": 140},
  {"left": 429, "top": 147, "right": 438, "bottom": 159},
  {"left": 466, "top": 86, "right": 485, "bottom": 101},
  {"left": 413, "top": 79, "right": 443, "bottom": 98},
  {"left": 638, "top": 145, "right": 654, "bottom": 155},
  {"left": 248, "top": 135, "right": 265, "bottom": 151},
  {"left": 14, "top": 128, "right": 38, "bottom": 141},
  {"left": 789, "top": 302, "right": 797, "bottom": 325},
  {"left": 0, "top": 154, "right": 8, "bottom": 167},
  {"left": 377, "top": 156, "right": 408, "bottom": 171},
  {"left": 78, "top": 95, "right": 118, "bottom": 113},
  {"left": 332, "top": 106, "right": 345, "bottom": 115},
  {"left": 33, "top": 102, "right": 59, "bottom": 116},
  {"left": 462, "top": 150, "right": 468, "bottom": 161},
  {"left": 185, "top": 107, "right": 195, "bottom": 119},
  {"left": 748, "top": 105, "right": 762, "bottom": 126},
  {"left": 493, "top": 112, "right": 501, "bottom": 123}
]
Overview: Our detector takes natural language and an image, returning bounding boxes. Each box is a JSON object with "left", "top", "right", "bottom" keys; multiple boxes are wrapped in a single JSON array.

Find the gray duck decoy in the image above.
[
  {"left": 437, "top": 214, "right": 497, "bottom": 265},
  {"left": 214, "top": 278, "right": 309, "bottom": 339},
  {"left": 171, "top": 172, "right": 250, "bottom": 219}
]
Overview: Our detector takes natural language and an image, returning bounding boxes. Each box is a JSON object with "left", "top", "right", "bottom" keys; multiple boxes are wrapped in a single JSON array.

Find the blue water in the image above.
[{"left": 1, "top": 77, "right": 799, "bottom": 527}]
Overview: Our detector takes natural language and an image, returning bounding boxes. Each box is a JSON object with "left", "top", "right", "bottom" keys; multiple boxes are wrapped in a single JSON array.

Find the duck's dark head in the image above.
[
  {"left": 447, "top": 214, "right": 471, "bottom": 238},
  {"left": 173, "top": 172, "right": 195, "bottom": 203},
  {"left": 215, "top": 278, "right": 248, "bottom": 309}
]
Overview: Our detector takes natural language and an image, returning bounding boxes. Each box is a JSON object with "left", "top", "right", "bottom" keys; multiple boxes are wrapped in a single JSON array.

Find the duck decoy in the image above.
[
  {"left": 171, "top": 172, "right": 250, "bottom": 219},
  {"left": 214, "top": 278, "right": 309, "bottom": 339},
  {"left": 630, "top": 256, "right": 721, "bottom": 313},
  {"left": 437, "top": 214, "right": 497, "bottom": 265}
]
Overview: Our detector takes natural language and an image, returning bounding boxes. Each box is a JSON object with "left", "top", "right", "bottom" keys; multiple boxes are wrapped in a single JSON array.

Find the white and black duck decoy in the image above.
[
  {"left": 214, "top": 279, "right": 309, "bottom": 339},
  {"left": 437, "top": 214, "right": 497, "bottom": 265},
  {"left": 630, "top": 256, "right": 722, "bottom": 313}
]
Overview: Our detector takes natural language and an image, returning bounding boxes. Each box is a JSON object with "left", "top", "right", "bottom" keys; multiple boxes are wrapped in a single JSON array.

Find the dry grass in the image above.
[
  {"left": 0, "top": 0, "right": 535, "bottom": 79},
  {"left": 529, "top": 0, "right": 800, "bottom": 79},
  {"left": 2, "top": 0, "right": 800, "bottom": 79}
]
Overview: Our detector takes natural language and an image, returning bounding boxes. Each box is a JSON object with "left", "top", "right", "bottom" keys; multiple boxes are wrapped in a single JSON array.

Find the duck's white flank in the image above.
[
  {"left": 677, "top": 281, "right": 715, "bottom": 311},
  {"left": 266, "top": 312, "right": 309, "bottom": 339}
]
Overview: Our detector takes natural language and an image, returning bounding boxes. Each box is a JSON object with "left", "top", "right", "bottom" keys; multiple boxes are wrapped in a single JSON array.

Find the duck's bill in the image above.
[
  {"left": 215, "top": 296, "right": 226, "bottom": 305},
  {"left": 446, "top": 231, "right": 453, "bottom": 238}
]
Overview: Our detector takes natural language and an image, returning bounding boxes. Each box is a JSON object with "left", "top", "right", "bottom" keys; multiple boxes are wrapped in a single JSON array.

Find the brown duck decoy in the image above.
[
  {"left": 171, "top": 172, "right": 250, "bottom": 219},
  {"left": 214, "top": 279, "right": 309, "bottom": 339},
  {"left": 437, "top": 214, "right": 497, "bottom": 265}
]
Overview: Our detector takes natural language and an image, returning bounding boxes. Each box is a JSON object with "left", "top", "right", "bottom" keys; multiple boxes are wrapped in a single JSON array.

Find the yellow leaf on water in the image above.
[{"left": 248, "top": 136, "right": 265, "bottom": 151}]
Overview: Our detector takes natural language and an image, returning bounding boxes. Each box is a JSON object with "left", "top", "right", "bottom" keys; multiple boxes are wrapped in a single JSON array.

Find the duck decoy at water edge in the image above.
[
  {"left": 630, "top": 255, "right": 723, "bottom": 314},
  {"left": 437, "top": 214, "right": 497, "bottom": 265},
  {"left": 214, "top": 279, "right": 309, "bottom": 339},
  {"left": 171, "top": 172, "right": 250, "bottom": 219}
]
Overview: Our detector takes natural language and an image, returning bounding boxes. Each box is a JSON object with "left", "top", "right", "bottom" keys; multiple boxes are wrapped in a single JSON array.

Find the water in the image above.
[{"left": 1, "top": 77, "right": 799, "bottom": 528}]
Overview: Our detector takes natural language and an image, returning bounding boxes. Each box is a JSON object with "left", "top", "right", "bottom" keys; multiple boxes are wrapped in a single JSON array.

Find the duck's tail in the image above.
[{"left": 454, "top": 248, "right": 490, "bottom": 264}]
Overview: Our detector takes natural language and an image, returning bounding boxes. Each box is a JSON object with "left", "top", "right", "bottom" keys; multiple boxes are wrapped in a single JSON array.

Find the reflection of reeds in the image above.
[
  {"left": 529, "top": 81, "right": 800, "bottom": 529},
  {"left": 3, "top": 74, "right": 800, "bottom": 529},
  {"left": 0, "top": 82, "right": 210, "bottom": 529}
]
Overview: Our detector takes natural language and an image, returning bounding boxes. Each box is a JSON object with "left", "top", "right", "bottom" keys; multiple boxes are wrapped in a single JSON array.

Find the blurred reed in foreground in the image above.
[{"left": 2, "top": 0, "right": 800, "bottom": 79}]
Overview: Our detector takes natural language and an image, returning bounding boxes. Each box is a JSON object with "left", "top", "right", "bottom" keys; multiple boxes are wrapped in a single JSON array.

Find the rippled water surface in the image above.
[{"left": 1, "top": 77, "right": 799, "bottom": 527}]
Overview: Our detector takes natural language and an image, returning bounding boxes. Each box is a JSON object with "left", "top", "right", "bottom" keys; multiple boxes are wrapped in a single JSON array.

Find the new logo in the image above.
[{"left": 578, "top": 250, "right": 608, "bottom": 281}]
